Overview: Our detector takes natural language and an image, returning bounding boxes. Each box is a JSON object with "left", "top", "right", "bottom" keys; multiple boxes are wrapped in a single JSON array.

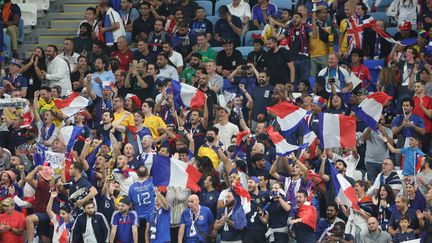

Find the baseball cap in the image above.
[
  {"left": 399, "top": 21, "right": 412, "bottom": 31},
  {"left": 1, "top": 198, "right": 14, "bottom": 207}
]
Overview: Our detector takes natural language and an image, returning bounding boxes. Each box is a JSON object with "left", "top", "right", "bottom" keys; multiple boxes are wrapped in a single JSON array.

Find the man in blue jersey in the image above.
[
  {"left": 178, "top": 194, "right": 214, "bottom": 243},
  {"left": 146, "top": 190, "right": 171, "bottom": 243},
  {"left": 110, "top": 196, "right": 139, "bottom": 243},
  {"left": 129, "top": 164, "right": 155, "bottom": 242}
]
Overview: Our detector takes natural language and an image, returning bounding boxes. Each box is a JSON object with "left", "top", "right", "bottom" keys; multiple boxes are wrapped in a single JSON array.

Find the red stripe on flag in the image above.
[
  {"left": 266, "top": 102, "right": 300, "bottom": 118},
  {"left": 190, "top": 90, "right": 206, "bottom": 110},
  {"left": 416, "top": 155, "right": 423, "bottom": 174},
  {"left": 344, "top": 186, "right": 360, "bottom": 210},
  {"left": 53, "top": 92, "right": 80, "bottom": 109},
  {"left": 339, "top": 115, "right": 356, "bottom": 148},
  {"left": 233, "top": 181, "right": 251, "bottom": 202},
  {"left": 185, "top": 164, "right": 202, "bottom": 192},
  {"left": 266, "top": 126, "right": 285, "bottom": 144},
  {"left": 369, "top": 92, "right": 393, "bottom": 105}
]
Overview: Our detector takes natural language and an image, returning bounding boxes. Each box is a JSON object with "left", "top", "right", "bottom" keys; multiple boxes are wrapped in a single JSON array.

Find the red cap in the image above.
[{"left": 399, "top": 21, "right": 412, "bottom": 31}]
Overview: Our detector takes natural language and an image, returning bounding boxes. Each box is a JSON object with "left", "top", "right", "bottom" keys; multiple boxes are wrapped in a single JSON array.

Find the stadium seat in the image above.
[
  {"left": 376, "top": 0, "right": 393, "bottom": 11},
  {"left": 207, "top": 16, "right": 219, "bottom": 30},
  {"left": 386, "top": 27, "right": 398, "bottom": 37},
  {"left": 271, "top": 0, "right": 292, "bottom": 10},
  {"left": 31, "top": 0, "right": 50, "bottom": 11},
  {"left": 215, "top": 0, "right": 231, "bottom": 16},
  {"left": 243, "top": 30, "right": 261, "bottom": 46},
  {"left": 236, "top": 46, "right": 253, "bottom": 59},
  {"left": 369, "top": 12, "right": 389, "bottom": 24},
  {"left": 17, "top": 3, "right": 38, "bottom": 26},
  {"left": 196, "top": 1, "right": 213, "bottom": 16},
  {"left": 3, "top": 30, "right": 11, "bottom": 59},
  {"left": 18, "top": 19, "right": 24, "bottom": 44},
  {"left": 211, "top": 46, "right": 223, "bottom": 53}
]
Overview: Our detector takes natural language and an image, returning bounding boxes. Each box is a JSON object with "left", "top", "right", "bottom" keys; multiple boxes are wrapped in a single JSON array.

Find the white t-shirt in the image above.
[
  {"left": 169, "top": 51, "right": 184, "bottom": 68},
  {"left": 214, "top": 122, "right": 239, "bottom": 150},
  {"left": 227, "top": 1, "right": 251, "bottom": 21},
  {"left": 83, "top": 216, "right": 98, "bottom": 243},
  {"left": 112, "top": 169, "right": 138, "bottom": 195},
  {"left": 59, "top": 52, "right": 80, "bottom": 72},
  {"left": 330, "top": 152, "right": 360, "bottom": 179},
  {"left": 106, "top": 8, "right": 126, "bottom": 44}
]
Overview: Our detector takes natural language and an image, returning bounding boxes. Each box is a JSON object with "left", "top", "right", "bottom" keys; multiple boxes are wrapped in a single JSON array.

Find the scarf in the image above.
[
  {"left": 41, "top": 123, "right": 56, "bottom": 141},
  {"left": 2, "top": 2, "right": 11, "bottom": 24},
  {"left": 286, "top": 23, "right": 309, "bottom": 56},
  {"left": 114, "top": 167, "right": 134, "bottom": 178}
]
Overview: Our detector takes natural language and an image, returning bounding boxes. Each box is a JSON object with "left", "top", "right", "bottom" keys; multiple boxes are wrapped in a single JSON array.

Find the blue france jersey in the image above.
[
  {"left": 128, "top": 179, "right": 155, "bottom": 220},
  {"left": 111, "top": 210, "right": 139, "bottom": 243}
]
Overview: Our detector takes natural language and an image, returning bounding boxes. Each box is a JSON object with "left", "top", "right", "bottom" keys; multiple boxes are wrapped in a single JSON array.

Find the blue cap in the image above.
[{"left": 248, "top": 176, "right": 259, "bottom": 184}]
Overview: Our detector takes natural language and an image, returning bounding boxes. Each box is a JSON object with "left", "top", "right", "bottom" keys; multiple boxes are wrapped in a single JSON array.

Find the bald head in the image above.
[
  {"left": 188, "top": 194, "right": 200, "bottom": 211},
  {"left": 367, "top": 217, "right": 379, "bottom": 231}
]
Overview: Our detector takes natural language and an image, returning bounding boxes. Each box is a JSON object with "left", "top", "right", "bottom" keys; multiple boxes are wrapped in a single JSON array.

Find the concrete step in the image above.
[
  {"left": 57, "top": 12, "right": 86, "bottom": 20},
  {"left": 38, "top": 35, "right": 73, "bottom": 45},
  {"left": 18, "top": 43, "right": 63, "bottom": 59},
  {"left": 51, "top": 19, "right": 82, "bottom": 29},
  {"left": 30, "top": 28, "right": 77, "bottom": 36},
  {"left": 61, "top": 0, "right": 98, "bottom": 3},
  {"left": 63, "top": 3, "right": 95, "bottom": 12}
]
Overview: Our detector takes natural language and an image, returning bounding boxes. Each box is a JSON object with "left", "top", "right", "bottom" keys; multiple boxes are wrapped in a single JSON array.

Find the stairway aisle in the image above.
[{"left": 19, "top": 0, "right": 98, "bottom": 58}]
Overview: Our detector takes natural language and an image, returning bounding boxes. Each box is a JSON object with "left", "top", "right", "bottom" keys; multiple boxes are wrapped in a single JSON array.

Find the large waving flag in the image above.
[
  {"left": 171, "top": 80, "right": 206, "bottom": 110},
  {"left": 266, "top": 126, "right": 304, "bottom": 156},
  {"left": 356, "top": 92, "right": 392, "bottom": 130},
  {"left": 60, "top": 126, "right": 83, "bottom": 152},
  {"left": 318, "top": 113, "right": 356, "bottom": 148},
  {"left": 152, "top": 155, "right": 202, "bottom": 192},
  {"left": 362, "top": 17, "right": 401, "bottom": 45},
  {"left": 54, "top": 92, "right": 89, "bottom": 117},
  {"left": 267, "top": 102, "right": 307, "bottom": 137},
  {"left": 329, "top": 162, "right": 359, "bottom": 210},
  {"left": 231, "top": 181, "right": 251, "bottom": 229}
]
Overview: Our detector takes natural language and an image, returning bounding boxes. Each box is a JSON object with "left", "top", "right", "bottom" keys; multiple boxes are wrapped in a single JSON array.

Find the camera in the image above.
[
  {"left": 272, "top": 191, "right": 279, "bottom": 197},
  {"left": 328, "top": 78, "right": 335, "bottom": 84},
  {"left": 241, "top": 65, "right": 248, "bottom": 71}
]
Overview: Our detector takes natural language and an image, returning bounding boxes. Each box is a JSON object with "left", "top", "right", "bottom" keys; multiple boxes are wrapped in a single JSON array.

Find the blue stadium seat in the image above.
[
  {"left": 386, "top": 27, "right": 398, "bottom": 37},
  {"left": 207, "top": 16, "right": 219, "bottom": 28},
  {"left": 18, "top": 19, "right": 24, "bottom": 44},
  {"left": 236, "top": 46, "right": 253, "bottom": 59},
  {"left": 212, "top": 46, "right": 223, "bottom": 53},
  {"left": 215, "top": 0, "right": 231, "bottom": 16},
  {"left": 243, "top": 30, "right": 261, "bottom": 46},
  {"left": 369, "top": 12, "right": 389, "bottom": 24},
  {"left": 3, "top": 30, "right": 11, "bottom": 59},
  {"left": 376, "top": 0, "right": 393, "bottom": 11},
  {"left": 271, "top": 0, "right": 292, "bottom": 10},
  {"left": 196, "top": 1, "right": 213, "bottom": 16}
]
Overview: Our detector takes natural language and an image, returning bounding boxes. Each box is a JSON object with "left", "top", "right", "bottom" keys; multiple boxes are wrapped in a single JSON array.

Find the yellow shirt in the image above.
[
  {"left": 310, "top": 26, "right": 330, "bottom": 57},
  {"left": 340, "top": 19, "right": 349, "bottom": 56},
  {"left": 143, "top": 115, "right": 166, "bottom": 138},
  {"left": 198, "top": 146, "right": 220, "bottom": 169},
  {"left": 113, "top": 111, "right": 135, "bottom": 128},
  {"left": 37, "top": 98, "right": 61, "bottom": 127}
]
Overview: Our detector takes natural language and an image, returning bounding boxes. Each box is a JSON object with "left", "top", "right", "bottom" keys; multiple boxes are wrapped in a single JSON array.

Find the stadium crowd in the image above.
[{"left": 1, "top": 0, "right": 432, "bottom": 242}]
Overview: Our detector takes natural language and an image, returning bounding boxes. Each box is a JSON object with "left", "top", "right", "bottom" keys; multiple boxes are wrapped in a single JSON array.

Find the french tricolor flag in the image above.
[
  {"left": 231, "top": 181, "right": 251, "bottom": 229},
  {"left": 301, "top": 130, "right": 319, "bottom": 159},
  {"left": 266, "top": 126, "right": 303, "bottom": 156},
  {"left": 329, "top": 162, "right": 359, "bottom": 210},
  {"left": 152, "top": 155, "right": 202, "bottom": 192},
  {"left": 319, "top": 113, "right": 356, "bottom": 148},
  {"left": 171, "top": 80, "right": 206, "bottom": 110},
  {"left": 401, "top": 153, "right": 423, "bottom": 175},
  {"left": 60, "top": 126, "right": 83, "bottom": 152},
  {"left": 267, "top": 102, "right": 307, "bottom": 137},
  {"left": 356, "top": 92, "right": 392, "bottom": 130},
  {"left": 54, "top": 92, "right": 89, "bottom": 117}
]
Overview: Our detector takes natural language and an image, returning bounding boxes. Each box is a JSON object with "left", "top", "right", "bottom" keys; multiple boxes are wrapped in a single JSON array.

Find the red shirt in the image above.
[
  {"left": 0, "top": 210, "right": 25, "bottom": 242},
  {"left": 111, "top": 49, "right": 134, "bottom": 72},
  {"left": 351, "top": 64, "right": 371, "bottom": 88},
  {"left": 32, "top": 179, "right": 51, "bottom": 213},
  {"left": 413, "top": 95, "right": 432, "bottom": 133}
]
